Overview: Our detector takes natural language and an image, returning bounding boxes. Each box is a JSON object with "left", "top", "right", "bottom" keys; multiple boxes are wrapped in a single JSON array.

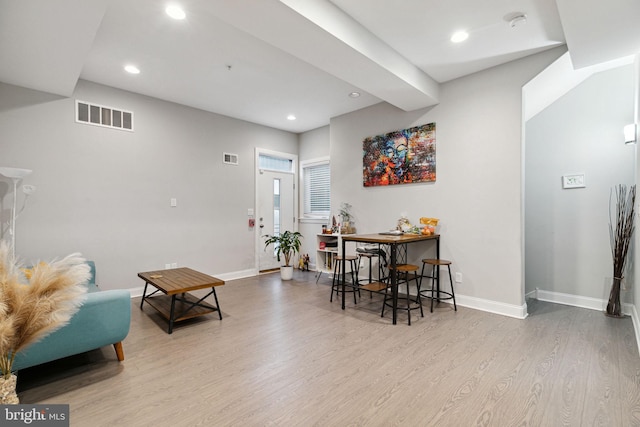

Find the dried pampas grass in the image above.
[{"left": 0, "top": 242, "right": 90, "bottom": 378}]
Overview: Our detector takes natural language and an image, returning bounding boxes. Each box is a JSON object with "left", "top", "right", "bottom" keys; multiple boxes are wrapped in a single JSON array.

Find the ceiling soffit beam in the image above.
[
  {"left": 556, "top": 0, "right": 640, "bottom": 69},
  {"left": 279, "top": 0, "right": 439, "bottom": 110},
  {"left": 209, "top": 0, "right": 439, "bottom": 111},
  {"left": 523, "top": 51, "right": 634, "bottom": 121},
  {"left": 0, "top": 0, "right": 108, "bottom": 97}
]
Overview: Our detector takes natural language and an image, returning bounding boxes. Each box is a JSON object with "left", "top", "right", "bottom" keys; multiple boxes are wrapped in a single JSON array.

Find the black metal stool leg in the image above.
[
  {"left": 368, "top": 256, "right": 374, "bottom": 298},
  {"left": 431, "top": 264, "right": 436, "bottom": 313},
  {"left": 350, "top": 260, "right": 357, "bottom": 304},
  {"left": 406, "top": 274, "right": 411, "bottom": 326},
  {"left": 330, "top": 260, "right": 340, "bottom": 302},
  {"left": 447, "top": 264, "right": 457, "bottom": 311},
  {"left": 381, "top": 281, "right": 389, "bottom": 318},
  {"left": 415, "top": 270, "right": 424, "bottom": 317},
  {"left": 380, "top": 270, "right": 393, "bottom": 317}
]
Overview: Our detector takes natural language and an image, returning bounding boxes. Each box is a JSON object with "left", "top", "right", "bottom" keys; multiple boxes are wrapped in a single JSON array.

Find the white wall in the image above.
[
  {"left": 0, "top": 80, "right": 298, "bottom": 290},
  {"left": 298, "top": 125, "right": 330, "bottom": 267},
  {"left": 525, "top": 65, "right": 635, "bottom": 301},
  {"left": 329, "top": 47, "right": 566, "bottom": 316},
  {"left": 299, "top": 125, "right": 329, "bottom": 160},
  {"left": 634, "top": 56, "right": 640, "bottom": 346}
]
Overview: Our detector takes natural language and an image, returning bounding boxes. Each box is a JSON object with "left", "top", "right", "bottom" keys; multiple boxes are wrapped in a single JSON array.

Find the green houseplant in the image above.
[{"left": 263, "top": 231, "right": 303, "bottom": 280}]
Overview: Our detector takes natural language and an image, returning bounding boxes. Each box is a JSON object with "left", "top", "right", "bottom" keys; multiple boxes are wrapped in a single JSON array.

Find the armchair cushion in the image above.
[{"left": 12, "top": 261, "right": 131, "bottom": 372}]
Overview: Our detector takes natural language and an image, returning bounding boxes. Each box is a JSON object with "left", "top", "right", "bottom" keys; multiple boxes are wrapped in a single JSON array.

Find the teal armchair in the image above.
[{"left": 12, "top": 261, "right": 131, "bottom": 372}]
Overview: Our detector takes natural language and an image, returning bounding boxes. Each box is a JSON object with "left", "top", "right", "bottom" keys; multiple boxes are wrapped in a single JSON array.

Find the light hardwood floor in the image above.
[{"left": 17, "top": 271, "right": 640, "bottom": 426}]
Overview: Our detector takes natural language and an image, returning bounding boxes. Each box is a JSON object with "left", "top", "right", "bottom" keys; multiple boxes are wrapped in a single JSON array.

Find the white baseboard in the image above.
[
  {"left": 630, "top": 305, "right": 640, "bottom": 359},
  {"left": 126, "top": 268, "right": 258, "bottom": 298},
  {"left": 214, "top": 268, "right": 258, "bottom": 282},
  {"left": 128, "top": 286, "right": 145, "bottom": 298},
  {"left": 454, "top": 294, "right": 528, "bottom": 319},
  {"left": 535, "top": 289, "right": 608, "bottom": 311},
  {"left": 534, "top": 288, "right": 635, "bottom": 315}
]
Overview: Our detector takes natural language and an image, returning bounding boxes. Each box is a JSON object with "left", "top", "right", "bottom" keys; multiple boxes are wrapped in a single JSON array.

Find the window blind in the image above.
[{"left": 304, "top": 163, "right": 330, "bottom": 215}]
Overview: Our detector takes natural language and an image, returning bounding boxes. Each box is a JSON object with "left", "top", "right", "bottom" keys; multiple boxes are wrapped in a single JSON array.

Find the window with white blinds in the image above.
[{"left": 302, "top": 159, "right": 330, "bottom": 217}]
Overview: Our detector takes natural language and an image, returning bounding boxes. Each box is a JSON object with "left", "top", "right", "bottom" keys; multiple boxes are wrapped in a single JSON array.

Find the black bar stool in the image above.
[
  {"left": 382, "top": 264, "right": 423, "bottom": 325},
  {"left": 330, "top": 255, "right": 360, "bottom": 304},
  {"left": 420, "top": 259, "right": 457, "bottom": 312},
  {"left": 356, "top": 250, "right": 382, "bottom": 298},
  {"left": 357, "top": 252, "right": 377, "bottom": 285}
]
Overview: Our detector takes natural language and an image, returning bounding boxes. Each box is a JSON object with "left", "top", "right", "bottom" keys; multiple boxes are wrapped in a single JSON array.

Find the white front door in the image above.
[{"left": 258, "top": 169, "right": 295, "bottom": 271}]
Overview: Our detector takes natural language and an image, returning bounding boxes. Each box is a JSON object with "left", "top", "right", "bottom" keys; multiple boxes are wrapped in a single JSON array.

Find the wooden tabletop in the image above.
[
  {"left": 341, "top": 233, "right": 440, "bottom": 244},
  {"left": 138, "top": 267, "right": 224, "bottom": 295}
]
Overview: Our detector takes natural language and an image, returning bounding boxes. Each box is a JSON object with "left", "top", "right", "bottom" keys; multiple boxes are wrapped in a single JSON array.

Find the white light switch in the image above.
[
  {"left": 170, "top": 198, "right": 177, "bottom": 207},
  {"left": 248, "top": 208, "right": 254, "bottom": 216}
]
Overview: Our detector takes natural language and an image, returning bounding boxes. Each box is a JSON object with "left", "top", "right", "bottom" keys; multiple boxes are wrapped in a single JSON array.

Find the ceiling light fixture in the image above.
[
  {"left": 509, "top": 13, "right": 527, "bottom": 28},
  {"left": 287, "top": 115, "right": 296, "bottom": 121},
  {"left": 349, "top": 92, "right": 361, "bottom": 98},
  {"left": 166, "top": 5, "right": 186, "bottom": 20},
  {"left": 450, "top": 30, "right": 469, "bottom": 43},
  {"left": 124, "top": 65, "right": 140, "bottom": 74},
  {"left": 504, "top": 12, "right": 527, "bottom": 28}
]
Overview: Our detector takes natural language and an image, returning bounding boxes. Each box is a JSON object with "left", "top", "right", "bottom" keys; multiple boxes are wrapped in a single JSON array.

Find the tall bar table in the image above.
[{"left": 340, "top": 233, "right": 440, "bottom": 324}]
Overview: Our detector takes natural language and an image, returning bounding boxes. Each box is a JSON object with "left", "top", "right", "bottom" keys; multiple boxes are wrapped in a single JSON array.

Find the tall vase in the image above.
[
  {"left": 605, "top": 277, "right": 623, "bottom": 318},
  {"left": 0, "top": 374, "right": 19, "bottom": 404}
]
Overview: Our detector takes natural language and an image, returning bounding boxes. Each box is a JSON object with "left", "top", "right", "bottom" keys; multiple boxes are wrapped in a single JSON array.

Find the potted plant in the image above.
[
  {"left": 263, "top": 230, "right": 303, "bottom": 280},
  {"left": 339, "top": 202, "right": 354, "bottom": 234}
]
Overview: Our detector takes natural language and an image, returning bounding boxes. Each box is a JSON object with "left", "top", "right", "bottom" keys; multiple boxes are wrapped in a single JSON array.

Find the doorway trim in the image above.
[{"left": 255, "top": 147, "right": 299, "bottom": 273}]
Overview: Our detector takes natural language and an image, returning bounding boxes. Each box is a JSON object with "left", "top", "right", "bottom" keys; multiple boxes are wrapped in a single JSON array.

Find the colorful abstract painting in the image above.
[{"left": 362, "top": 123, "right": 436, "bottom": 187}]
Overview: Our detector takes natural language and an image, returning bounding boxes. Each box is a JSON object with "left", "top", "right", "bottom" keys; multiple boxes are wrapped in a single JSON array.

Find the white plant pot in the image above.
[{"left": 280, "top": 266, "right": 294, "bottom": 280}]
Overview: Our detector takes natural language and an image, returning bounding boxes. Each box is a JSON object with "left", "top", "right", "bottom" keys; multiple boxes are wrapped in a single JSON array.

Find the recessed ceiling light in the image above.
[
  {"left": 166, "top": 5, "right": 186, "bottom": 20},
  {"left": 124, "top": 65, "right": 140, "bottom": 74},
  {"left": 287, "top": 115, "right": 296, "bottom": 121},
  {"left": 450, "top": 30, "right": 469, "bottom": 43},
  {"left": 349, "top": 92, "right": 361, "bottom": 98}
]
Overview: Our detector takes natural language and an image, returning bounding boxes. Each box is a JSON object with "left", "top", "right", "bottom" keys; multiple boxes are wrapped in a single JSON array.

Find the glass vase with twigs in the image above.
[{"left": 606, "top": 184, "right": 636, "bottom": 317}]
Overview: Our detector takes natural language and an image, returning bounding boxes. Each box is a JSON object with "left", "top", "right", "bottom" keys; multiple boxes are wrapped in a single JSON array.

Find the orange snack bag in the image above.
[{"left": 420, "top": 217, "right": 439, "bottom": 235}]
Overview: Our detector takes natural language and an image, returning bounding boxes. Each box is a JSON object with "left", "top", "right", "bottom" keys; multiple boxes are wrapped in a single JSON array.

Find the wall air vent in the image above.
[
  {"left": 76, "top": 100, "right": 134, "bottom": 131},
  {"left": 223, "top": 153, "right": 239, "bottom": 165}
]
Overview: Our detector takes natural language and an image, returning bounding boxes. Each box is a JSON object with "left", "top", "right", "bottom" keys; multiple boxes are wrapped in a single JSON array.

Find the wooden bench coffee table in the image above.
[{"left": 138, "top": 267, "right": 224, "bottom": 334}]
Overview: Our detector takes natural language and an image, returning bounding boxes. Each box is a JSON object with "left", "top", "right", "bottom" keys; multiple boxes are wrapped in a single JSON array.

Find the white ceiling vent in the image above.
[
  {"left": 76, "top": 100, "right": 134, "bottom": 131},
  {"left": 223, "top": 153, "right": 239, "bottom": 165}
]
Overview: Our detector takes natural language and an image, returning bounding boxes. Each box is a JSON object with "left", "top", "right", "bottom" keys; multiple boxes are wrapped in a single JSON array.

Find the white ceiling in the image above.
[{"left": 1, "top": 0, "right": 639, "bottom": 133}]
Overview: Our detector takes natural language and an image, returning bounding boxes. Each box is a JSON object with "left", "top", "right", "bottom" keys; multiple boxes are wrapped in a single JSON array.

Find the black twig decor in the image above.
[{"left": 607, "top": 184, "right": 636, "bottom": 317}]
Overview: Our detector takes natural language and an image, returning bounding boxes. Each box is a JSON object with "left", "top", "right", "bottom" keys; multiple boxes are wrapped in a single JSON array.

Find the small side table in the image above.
[{"left": 138, "top": 267, "right": 224, "bottom": 334}]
